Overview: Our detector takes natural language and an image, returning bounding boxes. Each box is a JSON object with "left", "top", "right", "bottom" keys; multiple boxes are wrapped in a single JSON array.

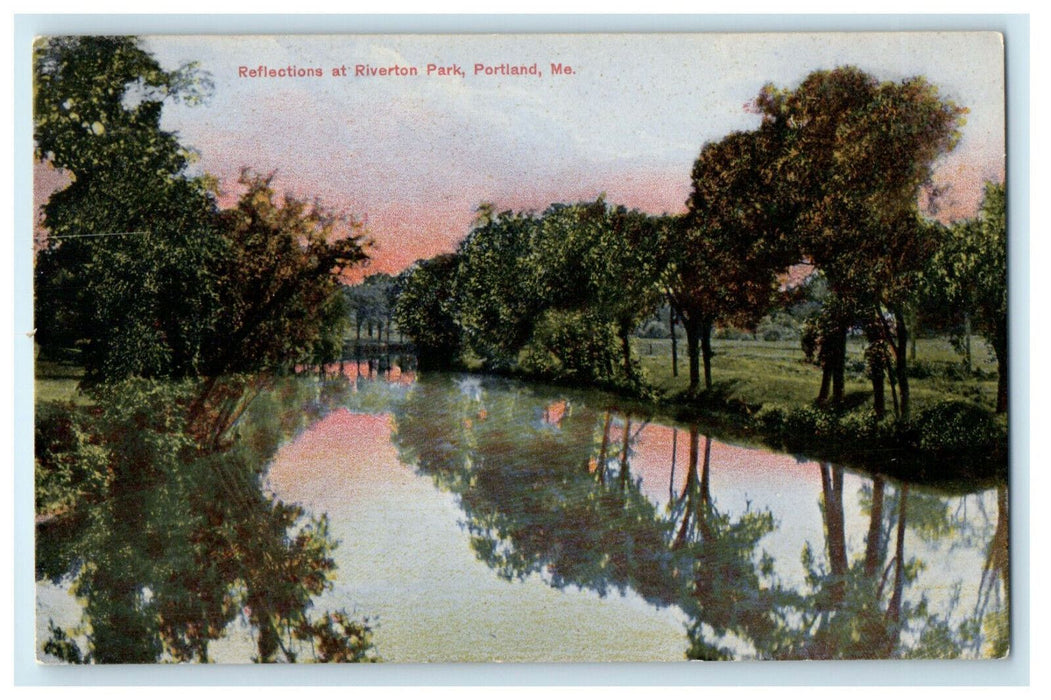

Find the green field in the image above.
[
  {"left": 34, "top": 358, "right": 90, "bottom": 406},
  {"left": 634, "top": 335, "right": 999, "bottom": 414}
]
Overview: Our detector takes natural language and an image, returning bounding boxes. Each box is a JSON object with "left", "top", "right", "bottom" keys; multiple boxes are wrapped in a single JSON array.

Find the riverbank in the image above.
[
  {"left": 35, "top": 334, "right": 1008, "bottom": 490},
  {"left": 463, "top": 335, "right": 1007, "bottom": 487}
]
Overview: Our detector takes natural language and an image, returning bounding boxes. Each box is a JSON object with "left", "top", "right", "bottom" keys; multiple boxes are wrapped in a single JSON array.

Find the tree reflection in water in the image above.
[
  {"left": 37, "top": 375, "right": 379, "bottom": 663},
  {"left": 41, "top": 371, "right": 1006, "bottom": 662},
  {"left": 390, "top": 374, "right": 1009, "bottom": 660}
]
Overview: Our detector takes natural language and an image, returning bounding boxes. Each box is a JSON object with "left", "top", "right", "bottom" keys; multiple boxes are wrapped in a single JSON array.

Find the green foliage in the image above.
[
  {"left": 393, "top": 254, "right": 463, "bottom": 368},
  {"left": 34, "top": 38, "right": 367, "bottom": 384},
  {"left": 912, "top": 400, "right": 1002, "bottom": 452},
  {"left": 672, "top": 129, "right": 791, "bottom": 391},
  {"left": 35, "top": 401, "right": 109, "bottom": 513},
  {"left": 927, "top": 182, "right": 1008, "bottom": 411},
  {"left": 755, "top": 67, "right": 968, "bottom": 416},
  {"left": 34, "top": 36, "right": 226, "bottom": 382},
  {"left": 519, "top": 308, "right": 623, "bottom": 386},
  {"left": 454, "top": 206, "right": 545, "bottom": 368},
  {"left": 208, "top": 171, "right": 368, "bottom": 375}
]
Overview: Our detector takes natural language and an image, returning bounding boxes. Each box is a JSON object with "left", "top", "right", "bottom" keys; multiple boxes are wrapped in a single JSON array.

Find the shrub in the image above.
[
  {"left": 913, "top": 400, "right": 1002, "bottom": 452},
  {"left": 519, "top": 308, "right": 622, "bottom": 385}
]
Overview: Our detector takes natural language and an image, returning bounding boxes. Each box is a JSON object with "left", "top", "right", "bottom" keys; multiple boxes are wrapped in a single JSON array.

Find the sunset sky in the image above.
[{"left": 39, "top": 32, "right": 1006, "bottom": 278}]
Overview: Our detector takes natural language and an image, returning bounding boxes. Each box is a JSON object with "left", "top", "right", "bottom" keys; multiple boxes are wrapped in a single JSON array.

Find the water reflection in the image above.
[
  {"left": 37, "top": 369, "right": 1009, "bottom": 662},
  {"left": 387, "top": 374, "right": 1008, "bottom": 660},
  {"left": 36, "top": 376, "right": 378, "bottom": 663}
]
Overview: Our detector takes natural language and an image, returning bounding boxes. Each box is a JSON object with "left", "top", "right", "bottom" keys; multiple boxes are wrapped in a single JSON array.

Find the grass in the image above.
[
  {"left": 34, "top": 358, "right": 91, "bottom": 406},
  {"left": 634, "top": 335, "right": 999, "bottom": 415}
]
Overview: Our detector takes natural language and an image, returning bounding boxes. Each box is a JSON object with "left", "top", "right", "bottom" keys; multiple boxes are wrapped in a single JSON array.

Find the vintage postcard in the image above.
[{"left": 32, "top": 31, "right": 1009, "bottom": 664}]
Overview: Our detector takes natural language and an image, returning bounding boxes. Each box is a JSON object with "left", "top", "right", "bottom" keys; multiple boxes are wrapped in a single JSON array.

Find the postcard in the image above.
[{"left": 31, "top": 31, "right": 1009, "bottom": 664}]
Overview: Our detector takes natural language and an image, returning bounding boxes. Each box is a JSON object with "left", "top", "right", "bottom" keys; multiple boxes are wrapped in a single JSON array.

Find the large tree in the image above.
[
  {"left": 453, "top": 205, "right": 545, "bottom": 369},
  {"left": 529, "top": 200, "right": 666, "bottom": 385},
  {"left": 393, "top": 254, "right": 463, "bottom": 369},
  {"left": 34, "top": 37, "right": 368, "bottom": 384},
  {"left": 755, "top": 67, "right": 967, "bottom": 416},
  {"left": 34, "top": 36, "right": 223, "bottom": 381},
  {"left": 205, "top": 171, "right": 368, "bottom": 376}
]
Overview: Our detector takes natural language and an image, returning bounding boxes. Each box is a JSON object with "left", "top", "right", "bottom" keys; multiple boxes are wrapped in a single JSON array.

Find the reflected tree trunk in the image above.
[
  {"left": 820, "top": 463, "right": 848, "bottom": 606},
  {"left": 669, "top": 427, "right": 678, "bottom": 502},
  {"left": 977, "top": 484, "right": 1009, "bottom": 633},
  {"left": 672, "top": 424, "right": 701, "bottom": 549},
  {"left": 864, "top": 476, "right": 886, "bottom": 578},
  {"left": 698, "top": 434, "right": 713, "bottom": 542},
  {"left": 886, "top": 483, "right": 910, "bottom": 625},
  {"left": 596, "top": 410, "right": 612, "bottom": 483},
  {"left": 619, "top": 416, "right": 632, "bottom": 490}
]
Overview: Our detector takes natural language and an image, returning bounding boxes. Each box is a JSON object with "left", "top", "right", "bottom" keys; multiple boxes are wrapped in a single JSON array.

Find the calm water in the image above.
[{"left": 36, "top": 366, "right": 1009, "bottom": 662}]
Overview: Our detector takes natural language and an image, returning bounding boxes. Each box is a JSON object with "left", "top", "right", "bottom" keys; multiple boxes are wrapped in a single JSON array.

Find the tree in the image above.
[
  {"left": 204, "top": 170, "right": 368, "bottom": 377},
  {"left": 393, "top": 254, "right": 463, "bottom": 369},
  {"left": 33, "top": 36, "right": 224, "bottom": 382},
  {"left": 929, "top": 182, "right": 1008, "bottom": 412},
  {"left": 755, "top": 67, "right": 967, "bottom": 416},
  {"left": 34, "top": 38, "right": 368, "bottom": 385},
  {"left": 528, "top": 200, "right": 666, "bottom": 386},
  {"left": 453, "top": 205, "right": 545, "bottom": 369},
  {"left": 672, "top": 130, "right": 788, "bottom": 393}
]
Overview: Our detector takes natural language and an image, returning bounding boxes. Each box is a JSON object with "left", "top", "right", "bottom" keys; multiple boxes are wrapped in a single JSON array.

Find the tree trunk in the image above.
[
  {"left": 831, "top": 328, "right": 846, "bottom": 407},
  {"left": 994, "top": 321, "right": 1008, "bottom": 413},
  {"left": 818, "top": 365, "right": 832, "bottom": 405},
  {"left": 964, "top": 313, "right": 973, "bottom": 374},
  {"left": 684, "top": 316, "right": 701, "bottom": 395},
  {"left": 670, "top": 306, "right": 679, "bottom": 378},
  {"left": 619, "top": 320, "right": 636, "bottom": 384},
  {"left": 893, "top": 310, "right": 911, "bottom": 421},
  {"left": 701, "top": 319, "right": 714, "bottom": 391},
  {"left": 870, "top": 352, "right": 886, "bottom": 420}
]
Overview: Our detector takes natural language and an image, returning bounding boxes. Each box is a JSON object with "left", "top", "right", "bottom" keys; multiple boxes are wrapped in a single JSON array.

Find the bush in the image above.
[
  {"left": 715, "top": 326, "right": 754, "bottom": 341},
  {"left": 753, "top": 404, "right": 790, "bottom": 445},
  {"left": 519, "top": 309, "right": 623, "bottom": 385},
  {"left": 912, "top": 400, "right": 1002, "bottom": 452}
]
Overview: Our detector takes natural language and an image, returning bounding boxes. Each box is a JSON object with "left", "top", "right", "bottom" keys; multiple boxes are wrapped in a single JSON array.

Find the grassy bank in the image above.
[
  {"left": 631, "top": 336, "right": 1005, "bottom": 484},
  {"left": 635, "top": 336, "right": 998, "bottom": 413}
]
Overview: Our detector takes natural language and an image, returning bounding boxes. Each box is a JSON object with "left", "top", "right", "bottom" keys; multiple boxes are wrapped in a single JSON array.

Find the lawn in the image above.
[
  {"left": 634, "top": 335, "right": 999, "bottom": 415},
  {"left": 34, "top": 358, "right": 90, "bottom": 406}
]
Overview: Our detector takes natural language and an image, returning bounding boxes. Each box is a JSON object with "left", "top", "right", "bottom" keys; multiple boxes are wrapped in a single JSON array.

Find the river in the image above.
[{"left": 36, "top": 365, "right": 1009, "bottom": 662}]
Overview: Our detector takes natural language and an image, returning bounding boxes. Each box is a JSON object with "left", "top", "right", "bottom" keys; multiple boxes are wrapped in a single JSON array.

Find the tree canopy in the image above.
[{"left": 33, "top": 36, "right": 368, "bottom": 383}]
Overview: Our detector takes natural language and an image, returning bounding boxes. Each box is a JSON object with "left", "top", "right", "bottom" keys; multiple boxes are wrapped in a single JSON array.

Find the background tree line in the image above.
[{"left": 393, "top": 66, "right": 1007, "bottom": 424}]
